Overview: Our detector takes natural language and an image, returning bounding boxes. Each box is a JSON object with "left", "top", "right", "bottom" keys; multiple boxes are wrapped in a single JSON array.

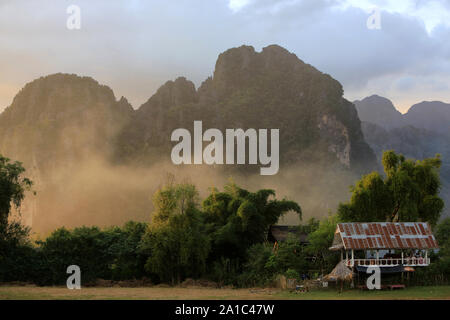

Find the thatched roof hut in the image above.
[{"left": 323, "top": 261, "right": 354, "bottom": 282}]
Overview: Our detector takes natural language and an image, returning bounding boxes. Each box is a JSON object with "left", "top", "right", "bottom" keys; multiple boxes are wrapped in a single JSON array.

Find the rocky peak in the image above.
[
  {"left": 208, "top": 44, "right": 324, "bottom": 101},
  {"left": 117, "top": 96, "right": 134, "bottom": 112},
  {"left": 6, "top": 74, "right": 117, "bottom": 119},
  {"left": 138, "top": 77, "right": 197, "bottom": 114},
  {"left": 354, "top": 95, "right": 404, "bottom": 130},
  {"left": 121, "top": 44, "right": 376, "bottom": 172},
  {"left": 0, "top": 74, "right": 135, "bottom": 230},
  {"left": 0, "top": 73, "right": 133, "bottom": 167},
  {"left": 404, "top": 101, "right": 450, "bottom": 136}
]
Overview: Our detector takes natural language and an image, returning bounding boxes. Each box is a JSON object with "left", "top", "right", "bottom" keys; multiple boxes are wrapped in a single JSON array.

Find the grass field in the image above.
[{"left": 0, "top": 285, "right": 449, "bottom": 300}]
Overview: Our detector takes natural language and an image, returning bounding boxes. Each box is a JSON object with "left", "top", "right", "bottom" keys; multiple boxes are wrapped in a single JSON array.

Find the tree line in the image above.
[{"left": 0, "top": 151, "right": 449, "bottom": 287}]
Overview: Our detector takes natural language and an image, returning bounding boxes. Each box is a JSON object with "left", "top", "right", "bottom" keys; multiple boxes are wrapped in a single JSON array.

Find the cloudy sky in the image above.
[{"left": 1, "top": 0, "right": 450, "bottom": 113}]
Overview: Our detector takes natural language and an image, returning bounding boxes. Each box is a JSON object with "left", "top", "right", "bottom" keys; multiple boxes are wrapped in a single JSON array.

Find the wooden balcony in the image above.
[{"left": 344, "top": 257, "right": 430, "bottom": 268}]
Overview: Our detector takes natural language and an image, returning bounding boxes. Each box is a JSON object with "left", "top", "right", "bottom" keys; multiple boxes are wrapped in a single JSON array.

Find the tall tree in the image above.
[
  {"left": 142, "top": 210, "right": 210, "bottom": 284},
  {"left": 0, "top": 155, "right": 33, "bottom": 229},
  {"left": 306, "top": 214, "right": 340, "bottom": 274},
  {"left": 338, "top": 150, "right": 444, "bottom": 226},
  {"left": 202, "top": 182, "right": 302, "bottom": 261},
  {"left": 151, "top": 174, "right": 199, "bottom": 226},
  {"left": 141, "top": 179, "right": 209, "bottom": 284}
]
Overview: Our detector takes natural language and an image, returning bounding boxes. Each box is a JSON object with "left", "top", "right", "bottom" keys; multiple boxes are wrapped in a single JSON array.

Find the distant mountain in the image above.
[
  {"left": 355, "top": 96, "right": 450, "bottom": 138},
  {"left": 361, "top": 122, "right": 450, "bottom": 162},
  {"left": 354, "top": 95, "right": 405, "bottom": 130},
  {"left": 0, "top": 74, "right": 135, "bottom": 230},
  {"left": 0, "top": 45, "right": 378, "bottom": 232},
  {"left": 357, "top": 96, "right": 450, "bottom": 218},
  {"left": 404, "top": 101, "right": 450, "bottom": 137},
  {"left": 0, "top": 74, "right": 133, "bottom": 167}
]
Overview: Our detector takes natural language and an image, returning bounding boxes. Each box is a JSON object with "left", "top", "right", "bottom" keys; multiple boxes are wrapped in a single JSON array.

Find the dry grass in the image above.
[
  {"left": 0, "top": 286, "right": 282, "bottom": 300},
  {"left": 1, "top": 285, "right": 450, "bottom": 300}
]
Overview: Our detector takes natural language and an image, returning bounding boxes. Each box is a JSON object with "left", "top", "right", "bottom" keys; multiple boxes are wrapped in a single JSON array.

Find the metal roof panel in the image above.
[{"left": 334, "top": 222, "right": 439, "bottom": 250}]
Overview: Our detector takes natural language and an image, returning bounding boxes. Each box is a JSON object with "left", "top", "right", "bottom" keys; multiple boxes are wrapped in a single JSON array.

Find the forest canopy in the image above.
[{"left": 1, "top": 151, "right": 449, "bottom": 287}]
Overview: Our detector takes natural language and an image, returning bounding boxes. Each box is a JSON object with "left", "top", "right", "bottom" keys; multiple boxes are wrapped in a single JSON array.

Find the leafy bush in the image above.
[
  {"left": 285, "top": 268, "right": 299, "bottom": 280},
  {"left": 141, "top": 209, "right": 210, "bottom": 285},
  {"left": 306, "top": 214, "right": 340, "bottom": 274},
  {"left": 38, "top": 227, "right": 112, "bottom": 285},
  {"left": 239, "top": 243, "right": 274, "bottom": 287},
  {"left": 0, "top": 221, "right": 42, "bottom": 283},
  {"left": 107, "top": 221, "right": 148, "bottom": 280}
]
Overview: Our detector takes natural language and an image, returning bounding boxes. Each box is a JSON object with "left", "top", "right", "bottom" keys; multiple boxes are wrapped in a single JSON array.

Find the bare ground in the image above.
[{"left": 1, "top": 285, "right": 450, "bottom": 300}]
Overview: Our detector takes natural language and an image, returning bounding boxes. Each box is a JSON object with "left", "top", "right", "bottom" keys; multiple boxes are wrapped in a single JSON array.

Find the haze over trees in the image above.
[
  {"left": 140, "top": 178, "right": 301, "bottom": 285},
  {"left": 0, "top": 165, "right": 305, "bottom": 285},
  {"left": 1, "top": 152, "right": 449, "bottom": 286},
  {"left": 0, "top": 45, "right": 376, "bottom": 233}
]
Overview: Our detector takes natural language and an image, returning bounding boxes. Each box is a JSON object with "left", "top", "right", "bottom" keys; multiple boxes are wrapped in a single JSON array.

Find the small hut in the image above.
[
  {"left": 323, "top": 260, "right": 354, "bottom": 282},
  {"left": 329, "top": 222, "right": 439, "bottom": 270},
  {"left": 328, "top": 222, "right": 439, "bottom": 288},
  {"left": 323, "top": 260, "right": 354, "bottom": 292}
]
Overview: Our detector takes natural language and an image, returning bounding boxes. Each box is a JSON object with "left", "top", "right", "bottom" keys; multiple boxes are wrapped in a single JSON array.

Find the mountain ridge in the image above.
[
  {"left": 355, "top": 95, "right": 450, "bottom": 137},
  {"left": 0, "top": 44, "right": 378, "bottom": 232}
]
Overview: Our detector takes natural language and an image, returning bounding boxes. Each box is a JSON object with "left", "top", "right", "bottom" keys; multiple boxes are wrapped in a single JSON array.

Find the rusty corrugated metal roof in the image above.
[{"left": 334, "top": 222, "right": 439, "bottom": 250}]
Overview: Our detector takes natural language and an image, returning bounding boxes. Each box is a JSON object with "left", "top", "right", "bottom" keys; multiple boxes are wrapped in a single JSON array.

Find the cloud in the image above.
[
  {"left": 0, "top": 0, "right": 449, "bottom": 113},
  {"left": 228, "top": 0, "right": 251, "bottom": 12}
]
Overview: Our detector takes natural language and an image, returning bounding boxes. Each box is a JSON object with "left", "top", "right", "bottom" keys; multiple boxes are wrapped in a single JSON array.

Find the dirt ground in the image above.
[
  {"left": 1, "top": 285, "right": 450, "bottom": 300},
  {"left": 0, "top": 286, "right": 281, "bottom": 300}
]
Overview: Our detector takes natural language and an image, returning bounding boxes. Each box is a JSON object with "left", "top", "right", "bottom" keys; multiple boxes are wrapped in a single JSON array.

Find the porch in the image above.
[{"left": 343, "top": 257, "right": 430, "bottom": 267}]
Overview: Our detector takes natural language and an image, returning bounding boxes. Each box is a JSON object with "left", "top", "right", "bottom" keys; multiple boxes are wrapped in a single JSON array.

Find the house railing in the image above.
[{"left": 344, "top": 257, "right": 430, "bottom": 267}]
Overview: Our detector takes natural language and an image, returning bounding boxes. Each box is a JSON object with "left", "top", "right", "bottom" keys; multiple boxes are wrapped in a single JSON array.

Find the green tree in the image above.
[
  {"left": 141, "top": 181, "right": 210, "bottom": 284},
  {"left": 436, "top": 218, "right": 450, "bottom": 246},
  {"left": 106, "top": 221, "right": 148, "bottom": 280},
  {"left": 141, "top": 210, "right": 210, "bottom": 285},
  {"left": 0, "top": 221, "right": 38, "bottom": 282},
  {"left": 306, "top": 214, "right": 340, "bottom": 274},
  {"left": 338, "top": 151, "right": 444, "bottom": 226},
  {"left": 435, "top": 218, "right": 450, "bottom": 277},
  {"left": 241, "top": 233, "right": 312, "bottom": 287},
  {"left": 0, "top": 155, "right": 35, "bottom": 283},
  {"left": 0, "top": 155, "right": 33, "bottom": 228},
  {"left": 239, "top": 243, "right": 274, "bottom": 286},
  {"left": 151, "top": 175, "right": 199, "bottom": 226},
  {"left": 39, "top": 226, "right": 114, "bottom": 284},
  {"left": 202, "top": 182, "right": 302, "bottom": 263}
]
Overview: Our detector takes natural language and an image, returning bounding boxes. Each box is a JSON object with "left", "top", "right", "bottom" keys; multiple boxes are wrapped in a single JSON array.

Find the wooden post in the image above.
[
  {"left": 351, "top": 249, "right": 355, "bottom": 289},
  {"left": 341, "top": 250, "right": 343, "bottom": 261},
  {"left": 351, "top": 266, "right": 355, "bottom": 289},
  {"left": 357, "top": 267, "right": 359, "bottom": 287},
  {"left": 401, "top": 250, "right": 404, "bottom": 283}
]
